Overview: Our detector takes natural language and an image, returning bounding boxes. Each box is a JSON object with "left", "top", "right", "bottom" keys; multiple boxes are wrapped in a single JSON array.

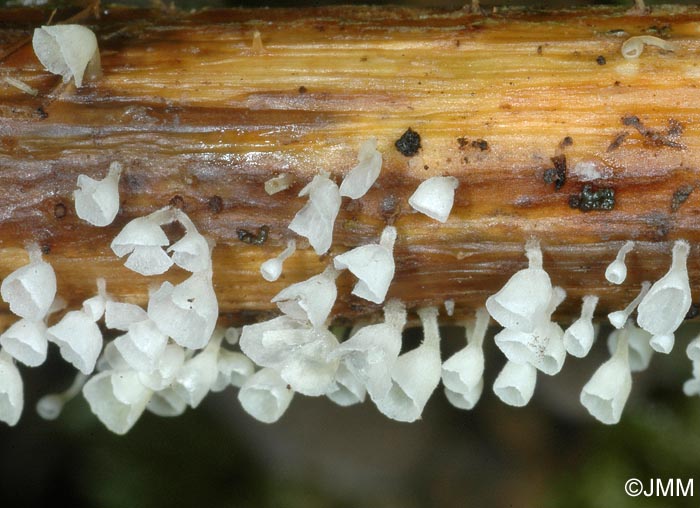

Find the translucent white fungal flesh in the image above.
[
  {"left": 47, "top": 310, "right": 103, "bottom": 375},
  {"left": 288, "top": 173, "right": 341, "bottom": 255},
  {"left": 621, "top": 35, "right": 674, "bottom": 59},
  {"left": 408, "top": 176, "right": 459, "bottom": 223},
  {"left": 0, "top": 319, "right": 48, "bottom": 367},
  {"left": 83, "top": 371, "right": 151, "bottom": 435},
  {"left": 374, "top": 307, "right": 442, "bottom": 422},
  {"left": 260, "top": 239, "right": 296, "bottom": 282},
  {"left": 271, "top": 265, "right": 338, "bottom": 328},
  {"left": 0, "top": 351, "right": 23, "bottom": 426},
  {"left": 168, "top": 210, "right": 213, "bottom": 273},
  {"left": 114, "top": 319, "right": 169, "bottom": 373},
  {"left": 580, "top": 325, "right": 632, "bottom": 425},
  {"left": 637, "top": 240, "right": 692, "bottom": 353},
  {"left": 264, "top": 173, "right": 293, "bottom": 195},
  {"left": 146, "top": 388, "right": 187, "bottom": 418},
  {"left": 36, "top": 372, "right": 87, "bottom": 420},
  {"left": 607, "top": 281, "right": 651, "bottom": 330},
  {"left": 239, "top": 315, "right": 307, "bottom": 368},
  {"left": 212, "top": 350, "right": 254, "bottom": 391},
  {"left": 687, "top": 335, "right": 700, "bottom": 362},
  {"left": 338, "top": 138, "right": 382, "bottom": 199},
  {"left": 444, "top": 299, "right": 455, "bottom": 317},
  {"left": 563, "top": 295, "right": 599, "bottom": 358},
  {"left": 441, "top": 307, "right": 489, "bottom": 410},
  {"left": 493, "top": 360, "right": 537, "bottom": 407},
  {"left": 137, "top": 344, "right": 186, "bottom": 392},
  {"left": 276, "top": 328, "right": 340, "bottom": 396},
  {"left": 82, "top": 278, "right": 109, "bottom": 322},
  {"left": 1, "top": 246, "right": 57, "bottom": 321},
  {"left": 486, "top": 239, "right": 553, "bottom": 333},
  {"left": 74, "top": 161, "right": 122, "bottom": 227},
  {"left": 104, "top": 301, "right": 149, "bottom": 331},
  {"left": 238, "top": 368, "right": 294, "bottom": 424},
  {"left": 607, "top": 324, "right": 654, "bottom": 373},
  {"left": 605, "top": 241, "right": 634, "bottom": 285},
  {"left": 326, "top": 363, "right": 366, "bottom": 407},
  {"left": 32, "top": 25, "right": 101, "bottom": 87},
  {"left": 333, "top": 226, "right": 396, "bottom": 304},
  {"left": 173, "top": 337, "right": 221, "bottom": 408},
  {"left": 4, "top": 76, "right": 38, "bottom": 96}
]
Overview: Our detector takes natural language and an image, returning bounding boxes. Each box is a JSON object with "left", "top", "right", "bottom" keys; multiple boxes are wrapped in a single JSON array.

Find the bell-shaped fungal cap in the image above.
[
  {"left": 326, "top": 363, "right": 367, "bottom": 407},
  {"left": 1, "top": 246, "right": 57, "bottom": 321},
  {"left": 441, "top": 307, "right": 489, "bottom": 410},
  {"left": 148, "top": 271, "right": 218, "bottom": 349},
  {"left": 374, "top": 307, "right": 442, "bottom": 422},
  {"left": 172, "top": 339, "right": 220, "bottom": 408},
  {"left": 607, "top": 324, "right": 654, "bottom": 372},
  {"left": 104, "top": 301, "right": 149, "bottom": 331},
  {"left": 493, "top": 360, "right": 537, "bottom": 407},
  {"left": 238, "top": 367, "right": 294, "bottom": 424},
  {"left": 239, "top": 315, "right": 307, "bottom": 367},
  {"left": 111, "top": 208, "right": 174, "bottom": 275},
  {"left": 288, "top": 173, "right": 341, "bottom": 255},
  {"left": 146, "top": 387, "right": 187, "bottom": 417},
  {"left": 114, "top": 319, "right": 168, "bottom": 373},
  {"left": 168, "top": 210, "right": 212, "bottom": 272},
  {"left": 687, "top": 335, "right": 700, "bottom": 362},
  {"left": 271, "top": 265, "right": 338, "bottom": 328},
  {"left": 0, "top": 319, "right": 48, "bottom": 367},
  {"left": 138, "top": 344, "right": 186, "bottom": 391},
  {"left": 339, "top": 138, "right": 382, "bottom": 199},
  {"left": 637, "top": 241, "right": 692, "bottom": 353},
  {"left": 47, "top": 310, "right": 103, "bottom": 375},
  {"left": 74, "top": 162, "right": 122, "bottom": 227},
  {"left": 260, "top": 240, "right": 296, "bottom": 282},
  {"left": 608, "top": 281, "right": 651, "bottom": 330},
  {"left": 333, "top": 226, "right": 396, "bottom": 304},
  {"left": 605, "top": 241, "right": 634, "bottom": 285},
  {"left": 408, "top": 176, "right": 459, "bottom": 223},
  {"left": 486, "top": 239, "right": 552, "bottom": 333},
  {"left": 82, "top": 278, "right": 109, "bottom": 322},
  {"left": 580, "top": 325, "right": 632, "bottom": 424},
  {"left": 563, "top": 295, "right": 599, "bottom": 358},
  {"left": 0, "top": 351, "right": 23, "bottom": 426},
  {"left": 32, "top": 25, "right": 100, "bottom": 88},
  {"left": 82, "top": 371, "right": 151, "bottom": 435},
  {"left": 212, "top": 350, "right": 255, "bottom": 391},
  {"left": 36, "top": 372, "right": 87, "bottom": 420}
]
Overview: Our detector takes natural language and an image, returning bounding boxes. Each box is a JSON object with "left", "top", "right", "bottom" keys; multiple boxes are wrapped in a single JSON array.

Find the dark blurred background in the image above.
[{"left": 2, "top": 1, "right": 700, "bottom": 507}]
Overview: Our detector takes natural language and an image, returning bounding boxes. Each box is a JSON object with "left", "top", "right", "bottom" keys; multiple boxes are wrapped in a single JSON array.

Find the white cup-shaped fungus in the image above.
[
  {"left": 607, "top": 324, "right": 654, "bottom": 373},
  {"left": 580, "top": 325, "right": 632, "bottom": 425},
  {"left": 333, "top": 226, "right": 396, "bottom": 304},
  {"left": 408, "top": 176, "right": 459, "bottom": 223},
  {"left": 111, "top": 207, "right": 175, "bottom": 276},
  {"left": 47, "top": 310, "right": 103, "bottom": 375},
  {"left": 0, "top": 351, "right": 23, "bottom": 426},
  {"left": 608, "top": 281, "right": 651, "bottom": 330},
  {"left": 137, "top": 344, "right": 186, "bottom": 392},
  {"left": 1, "top": 246, "right": 57, "bottom": 321},
  {"left": 168, "top": 210, "right": 213, "bottom": 273},
  {"left": 104, "top": 301, "right": 149, "bottom": 331},
  {"left": 74, "top": 162, "right": 122, "bottom": 227},
  {"left": 605, "top": 241, "right": 634, "bottom": 285},
  {"left": 441, "top": 307, "right": 489, "bottom": 410},
  {"left": 288, "top": 173, "right": 341, "bottom": 255},
  {"left": 486, "top": 239, "right": 552, "bottom": 333},
  {"left": 114, "top": 319, "right": 168, "bottom": 374},
  {"left": 339, "top": 138, "right": 382, "bottom": 199},
  {"left": 374, "top": 307, "right": 442, "bottom": 422},
  {"left": 32, "top": 25, "right": 101, "bottom": 88},
  {"left": 326, "top": 363, "right": 366, "bottom": 407},
  {"left": 82, "top": 278, "right": 109, "bottom": 322},
  {"left": 238, "top": 367, "right": 294, "bottom": 424},
  {"left": 36, "top": 372, "right": 87, "bottom": 420},
  {"left": 0, "top": 319, "right": 48, "bottom": 367},
  {"left": 147, "top": 271, "right": 218, "bottom": 350},
  {"left": 172, "top": 337, "right": 221, "bottom": 408},
  {"left": 260, "top": 239, "right": 296, "bottom": 282},
  {"left": 621, "top": 35, "right": 674, "bottom": 59},
  {"left": 239, "top": 315, "right": 306, "bottom": 367},
  {"left": 212, "top": 350, "right": 255, "bottom": 391},
  {"left": 492, "top": 360, "right": 537, "bottom": 407},
  {"left": 147, "top": 388, "right": 187, "bottom": 417},
  {"left": 637, "top": 240, "right": 692, "bottom": 354},
  {"left": 82, "top": 370, "right": 151, "bottom": 435},
  {"left": 687, "top": 335, "right": 700, "bottom": 362},
  {"left": 563, "top": 295, "right": 599, "bottom": 358},
  {"left": 271, "top": 265, "right": 338, "bottom": 328}
]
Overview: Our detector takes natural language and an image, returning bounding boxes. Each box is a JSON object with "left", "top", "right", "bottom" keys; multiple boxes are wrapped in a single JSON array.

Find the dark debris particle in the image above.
[
  {"left": 472, "top": 139, "right": 489, "bottom": 151},
  {"left": 671, "top": 184, "right": 694, "bottom": 212},
  {"left": 621, "top": 115, "right": 685, "bottom": 149},
  {"left": 237, "top": 225, "right": 269, "bottom": 245},
  {"left": 685, "top": 303, "right": 699, "bottom": 320},
  {"left": 607, "top": 131, "right": 629, "bottom": 152},
  {"left": 457, "top": 137, "right": 468, "bottom": 149},
  {"left": 559, "top": 136, "right": 574, "bottom": 148},
  {"left": 208, "top": 195, "right": 223, "bottom": 214},
  {"left": 36, "top": 106, "right": 48, "bottom": 119},
  {"left": 543, "top": 155, "right": 567, "bottom": 191},
  {"left": 568, "top": 184, "right": 615, "bottom": 212},
  {"left": 537, "top": 45, "right": 543, "bottom": 55},
  {"left": 169, "top": 195, "right": 185, "bottom": 209},
  {"left": 41, "top": 244, "right": 51, "bottom": 255},
  {"left": 395, "top": 128, "right": 421, "bottom": 157},
  {"left": 298, "top": 86, "right": 307, "bottom": 94},
  {"left": 596, "top": 55, "right": 607, "bottom": 65},
  {"left": 53, "top": 203, "right": 66, "bottom": 219}
]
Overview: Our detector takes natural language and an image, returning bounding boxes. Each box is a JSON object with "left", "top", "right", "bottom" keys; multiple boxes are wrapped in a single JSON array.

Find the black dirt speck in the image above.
[
  {"left": 53, "top": 203, "right": 66, "bottom": 219},
  {"left": 596, "top": 55, "right": 607, "bottom": 65},
  {"left": 208, "top": 195, "right": 223, "bottom": 214},
  {"left": 543, "top": 155, "right": 567, "bottom": 191},
  {"left": 569, "top": 184, "right": 615, "bottom": 212},
  {"left": 671, "top": 184, "right": 694, "bottom": 212},
  {"left": 395, "top": 128, "right": 421, "bottom": 157}
]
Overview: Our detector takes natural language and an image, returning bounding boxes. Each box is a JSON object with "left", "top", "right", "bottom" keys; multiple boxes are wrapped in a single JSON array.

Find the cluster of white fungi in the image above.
[{"left": 0, "top": 24, "right": 695, "bottom": 433}]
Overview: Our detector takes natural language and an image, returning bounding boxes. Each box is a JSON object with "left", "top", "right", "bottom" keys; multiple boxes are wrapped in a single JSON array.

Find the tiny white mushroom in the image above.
[
  {"left": 605, "top": 241, "right": 634, "bottom": 285},
  {"left": 137, "top": 344, "right": 186, "bottom": 392},
  {"left": 271, "top": 265, "right": 338, "bottom": 328},
  {"left": 264, "top": 173, "right": 293, "bottom": 195},
  {"left": 36, "top": 372, "right": 87, "bottom": 420},
  {"left": 0, "top": 319, "right": 48, "bottom": 367},
  {"left": 492, "top": 360, "right": 537, "bottom": 408},
  {"left": 0, "top": 350, "right": 23, "bottom": 426},
  {"left": 260, "top": 239, "right": 296, "bottom": 282},
  {"left": 563, "top": 295, "right": 599, "bottom": 358},
  {"left": 111, "top": 207, "right": 176, "bottom": 276},
  {"left": 444, "top": 299, "right": 455, "bottom": 317},
  {"left": 32, "top": 24, "right": 101, "bottom": 88},
  {"left": 686, "top": 334, "right": 700, "bottom": 362},
  {"left": 81, "top": 278, "right": 109, "bottom": 322},
  {"left": 326, "top": 363, "right": 366, "bottom": 407},
  {"left": 82, "top": 370, "right": 151, "bottom": 435},
  {"left": 47, "top": 310, "right": 103, "bottom": 375},
  {"left": 172, "top": 335, "right": 222, "bottom": 408},
  {"left": 288, "top": 173, "right": 341, "bottom": 255},
  {"left": 104, "top": 301, "right": 149, "bottom": 331},
  {"left": 339, "top": 138, "right": 382, "bottom": 199},
  {"left": 114, "top": 319, "right": 169, "bottom": 373},
  {"left": 74, "top": 161, "right": 122, "bottom": 227},
  {"left": 333, "top": 226, "right": 396, "bottom": 304},
  {"left": 607, "top": 281, "right": 651, "bottom": 330},
  {"left": 580, "top": 324, "right": 632, "bottom": 425},
  {"left": 211, "top": 349, "right": 255, "bottom": 391},
  {"left": 621, "top": 35, "right": 674, "bottom": 59},
  {"left": 408, "top": 176, "right": 459, "bottom": 223},
  {"left": 1, "top": 245, "right": 57, "bottom": 321},
  {"left": 146, "top": 388, "right": 188, "bottom": 418},
  {"left": 637, "top": 240, "right": 692, "bottom": 354},
  {"left": 168, "top": 210, "right": 212, "bottom": 273},
  {"left": 607, "top": 324, "right": 654, "bottom": 373},
  {"left": 486, "top": 239, "right": 552, "bottom": 333},
  {"left": 238, "top": 367, "right": 294, "bottom": 424}
]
